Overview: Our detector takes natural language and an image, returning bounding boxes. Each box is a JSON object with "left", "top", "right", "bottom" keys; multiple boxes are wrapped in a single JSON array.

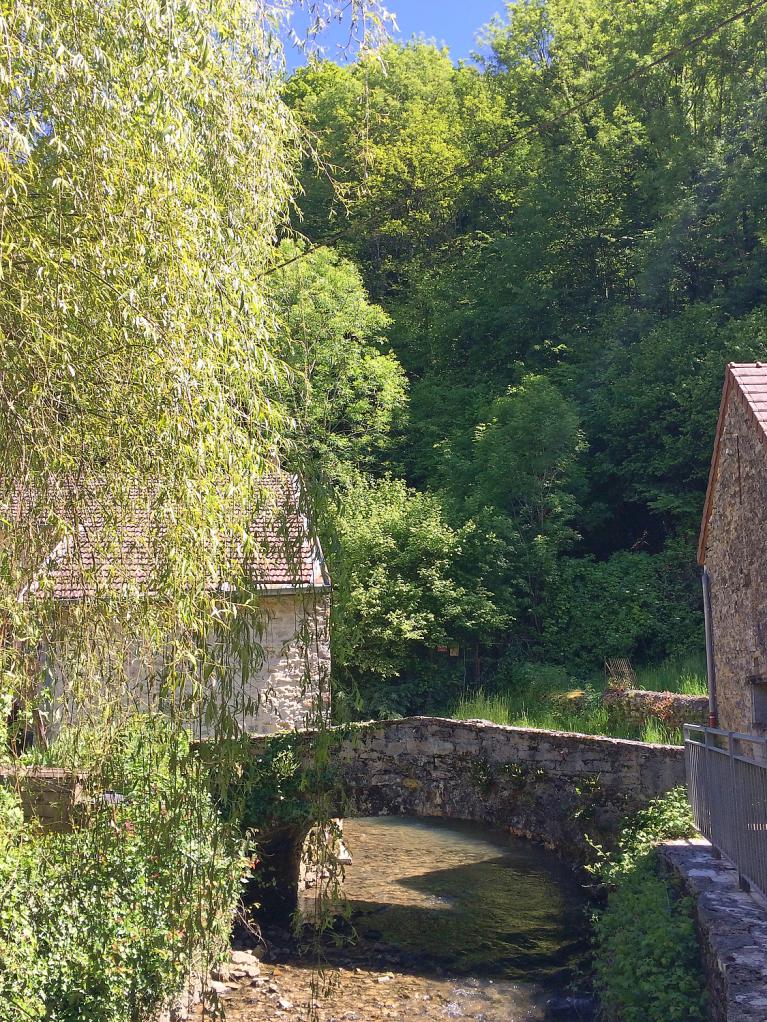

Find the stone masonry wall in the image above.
[
  {"left": 602, "top": 688, "right": 708, "bottom": 730},
  {"left": 661, "top": 839, "right": 767, "bottom": 1022},
  {"left": 334, "top": 717, "right": 685, "bottom": 854},
  {"left": 243, "top": 592, "right": 330, "bottom": 735},
  {"left": 0, "top": 766, "right": 84, "bottom": 832},
  {"left": 703, "top": 390, "right": 767, "bottom": 734},
  {"left": 46, "top": 591, "right": 330, "bottom": 738}
]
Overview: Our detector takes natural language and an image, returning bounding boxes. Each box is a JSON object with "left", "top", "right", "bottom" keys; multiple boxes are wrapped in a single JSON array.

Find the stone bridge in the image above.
[{"left": 247, "top": 716, "right": 685, "bottom": 915}]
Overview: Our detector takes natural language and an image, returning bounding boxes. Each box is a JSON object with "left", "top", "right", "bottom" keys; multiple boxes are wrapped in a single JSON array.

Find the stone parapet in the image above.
[
  {"left": 249, "top": 717, "right": 686, "bottom": 874},
  {"left": 333, "top": 717, "right": 685, "bottom": 853},
  {"left": 660, "top": 840, "right": 767, "bottom": 1022}
]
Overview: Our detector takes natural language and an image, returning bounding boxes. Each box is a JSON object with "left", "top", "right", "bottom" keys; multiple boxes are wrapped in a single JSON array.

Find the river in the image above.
[{"left": 218, "top": 816, "right": 595, "bottom": 1022}]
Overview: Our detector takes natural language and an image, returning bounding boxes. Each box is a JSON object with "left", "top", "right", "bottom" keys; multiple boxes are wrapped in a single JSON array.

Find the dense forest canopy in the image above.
[{"left": 279, "top": 0, "right": 767, "bottom": 717}]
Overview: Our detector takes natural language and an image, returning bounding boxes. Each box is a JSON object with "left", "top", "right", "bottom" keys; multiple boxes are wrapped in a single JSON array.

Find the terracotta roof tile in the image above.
[
  {"left": 730, "top": 363, "right": 767, "bottom": 437},
  {"left": 11, "top": 473, "right": 329, "bottom": 600}
]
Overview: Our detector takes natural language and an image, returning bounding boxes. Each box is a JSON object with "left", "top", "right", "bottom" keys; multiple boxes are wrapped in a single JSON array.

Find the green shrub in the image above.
[
  {"left": 330, "top": 475, "right": 510, "bottom": 719},
  {"left": 539, "top": 549, "right": 702, "bottom": 669},
  {"left": 0, "top": 789, "right": 44, "bottom": 1020},
  {"left": 233, "top": 733, "right": 312, "bottom": 834},
  {"left": 0, "top": 725, "right": 245, "bottom": 1022},
  {"left": 591, "top": 789, "right": 706, "bottom": 1022}
]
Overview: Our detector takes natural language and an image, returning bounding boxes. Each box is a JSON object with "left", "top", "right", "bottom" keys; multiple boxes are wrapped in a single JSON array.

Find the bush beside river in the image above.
[{"left": 0, "top": 725, "right": 244, "bottom": 1022}]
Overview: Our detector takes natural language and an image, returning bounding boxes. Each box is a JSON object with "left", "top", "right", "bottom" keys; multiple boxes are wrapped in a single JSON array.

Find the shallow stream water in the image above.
[{"left": 219, "top": 816, "right": 595, "bottom": 1022}]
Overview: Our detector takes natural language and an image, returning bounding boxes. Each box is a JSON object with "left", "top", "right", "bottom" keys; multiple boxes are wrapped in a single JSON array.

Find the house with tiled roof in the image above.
[
  {"left": 8, "top": 473, "right": 331, "bottom": 738},
  {"left": 699, "top": 363, "right": 767, "bottom": 734}
]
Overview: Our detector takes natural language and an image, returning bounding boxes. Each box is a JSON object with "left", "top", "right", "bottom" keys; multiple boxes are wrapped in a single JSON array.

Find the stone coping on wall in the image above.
[
  {"left": 660, "top": 839, "right": 767, "bottom": 1022},
  {"left": 344, "top": 714, "right": 687, "bottom": 747}
]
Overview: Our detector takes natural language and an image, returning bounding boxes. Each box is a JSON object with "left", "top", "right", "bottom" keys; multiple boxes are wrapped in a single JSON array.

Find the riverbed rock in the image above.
[
  {"left": 208, "top": 980, "right": 232, "bottom": 997},
  {"left": 231, "top": 950, "right": 259, "bottom": 966},
  {"left": 544, "top": 993, "right": 597, "bottom": 1019},
  {"left": 231, "top": 964, "right": 260, "bottom": 979}
]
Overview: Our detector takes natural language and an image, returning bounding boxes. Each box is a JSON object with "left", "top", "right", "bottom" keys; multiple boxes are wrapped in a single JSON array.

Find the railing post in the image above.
[
  {"left": 728, "top": 732, "right": 750, "bottom": 892},
  {"left": 707, "top": 727, "right": 719, "bottom": 854}
]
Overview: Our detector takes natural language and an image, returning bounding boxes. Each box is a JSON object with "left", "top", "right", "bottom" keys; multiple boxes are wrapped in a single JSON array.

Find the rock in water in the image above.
[{"left": 544, "top": 993, "right": 598, "bottom": 1020}]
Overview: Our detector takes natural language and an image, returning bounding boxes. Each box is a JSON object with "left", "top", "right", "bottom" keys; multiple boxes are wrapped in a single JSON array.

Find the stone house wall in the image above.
[
  {"left": 702, "top": 391, "right": 767, "bottom": 734},
  {"left": 43, "top": 590, "right": 330, "bottom": 737},
  {"left": 244, "top": 592, "right": 330, "bottom": 734}
]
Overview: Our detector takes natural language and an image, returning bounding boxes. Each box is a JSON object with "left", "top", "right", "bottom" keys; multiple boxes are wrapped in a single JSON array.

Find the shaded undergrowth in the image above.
[{"left": 589, "top": 788, "right": 706, "bottom": 1022}]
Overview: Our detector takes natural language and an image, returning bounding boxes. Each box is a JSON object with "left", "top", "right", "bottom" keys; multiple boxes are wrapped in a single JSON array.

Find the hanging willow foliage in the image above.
[
  {"left": 0, "top": 0, "right": 302, "bottom": 726},
  {"left": 0, "top": 2, "right": 391, "bottom": 1019}
]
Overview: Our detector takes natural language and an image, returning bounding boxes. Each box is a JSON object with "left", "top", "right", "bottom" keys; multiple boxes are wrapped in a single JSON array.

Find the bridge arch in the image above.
[{"left": 248, "top": 716, "right": 685, "bottom": 917}]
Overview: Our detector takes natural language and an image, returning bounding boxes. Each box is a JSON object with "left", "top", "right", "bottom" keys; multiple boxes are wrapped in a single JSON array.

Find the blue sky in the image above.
[
  {"left": 285, "top": 2, "right": 510, "bottom": 69},
  {"left": 387, "top": 1, "right": 508, "bottom": 59}
]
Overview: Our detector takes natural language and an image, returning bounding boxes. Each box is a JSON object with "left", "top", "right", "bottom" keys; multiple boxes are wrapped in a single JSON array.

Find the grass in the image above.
[
  {"left": 451, "top": 654, "right": 708, "bottom": 744},
  {"left": 452, "top": 676, "right": 684, "bottom": 745},
  {"left": 632, "top": 655, "right": 707, "bottom": 696}
]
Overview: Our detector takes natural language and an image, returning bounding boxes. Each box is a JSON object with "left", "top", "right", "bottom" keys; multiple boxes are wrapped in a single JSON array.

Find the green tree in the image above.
[
  {"left": 270, "top": 243, "right": 407, "bottom": 484},
  {"left": 286, "top": 0, "right": 767, "bottom": 688},
  {"left": 286, "top": 42, "right": 504, "bottom": 294},
  {"left": 0, "top": 0, "right": 301, "bottom": 708},
  {"left": 463, "top": 376, "right": 585, "bottom": 646},
  {"left": 0, "top": 0, "right": 398, "bottom": 707},
  {"left": 584, "top": 305, "right": 767, "bottom": 540},
  {"left": 0, "top": 4, "right": 399, "bottom": 1018},
  {"left": 331, "top": 477, "right": 509, "bottom": 717},
  {"left": 539, "top": 545, "right": 702, "bottom": 667}
]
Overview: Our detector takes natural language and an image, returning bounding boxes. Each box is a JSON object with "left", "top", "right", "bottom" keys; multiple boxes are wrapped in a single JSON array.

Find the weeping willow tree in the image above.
[
  {"left": 0, "top": 0, "right": 301, "bottom": 731},
  {"left": 0, "top": 2, "right": 391, "bottom": 1019}
]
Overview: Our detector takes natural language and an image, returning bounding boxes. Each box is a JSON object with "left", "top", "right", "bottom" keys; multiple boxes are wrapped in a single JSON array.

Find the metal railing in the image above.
[{"left": 684, "top": 724, "right": 767, "bottom": 898}]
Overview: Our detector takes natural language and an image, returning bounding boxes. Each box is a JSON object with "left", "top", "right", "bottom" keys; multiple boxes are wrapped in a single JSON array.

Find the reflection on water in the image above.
[
  {"left": 221, "top": 816, "right": 595, "bottom": 1022},
  {"left": 333, "top": 816, "right": 589, "bottom": 983}
]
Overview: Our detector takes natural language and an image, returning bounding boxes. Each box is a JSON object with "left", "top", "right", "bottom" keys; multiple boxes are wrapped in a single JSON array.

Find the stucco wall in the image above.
[{"left": 702, "top": 392, "right": 767, "bottom": 734}]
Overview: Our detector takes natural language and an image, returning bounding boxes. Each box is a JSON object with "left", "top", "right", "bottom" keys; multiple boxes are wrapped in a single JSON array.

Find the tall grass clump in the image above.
[
  {"left": 634, "top": 656, "right": 707, "bottom": 696},
  {"left": 452, "top": 668, "right": 683, "bottom": 744},
  {"left": 453, "top": 689, "right": 514, "bottom": 725}
]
